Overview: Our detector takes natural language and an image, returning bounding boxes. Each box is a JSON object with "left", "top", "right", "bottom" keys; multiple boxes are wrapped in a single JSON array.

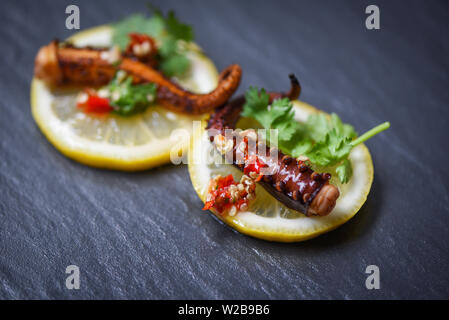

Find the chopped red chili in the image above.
[
  {"left": 217, "top": 174, "right": 235, "bottom": 189},
  {"left": 77, "top": 89, "right": 113, "bottom": 113},
  {"left": 127, "top": 33, "right": 157, "bottom": 57},
  {"left": 243, "top": 155, "right": 267, "bottom": 181},
  {"left": 202, "top": 174, "right": 250, "bottom": 215},
  {"left": 128, "top": 33, "right": 155, "bottom": 45}
]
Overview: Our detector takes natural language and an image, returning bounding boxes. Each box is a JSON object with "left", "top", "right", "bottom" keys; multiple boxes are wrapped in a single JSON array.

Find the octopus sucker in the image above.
[
  {"left": 34, "top": 41, "right": 242, "bottom": 115},
  {"left": 206, "top": 75, "right": 339, "bottom": 217}
]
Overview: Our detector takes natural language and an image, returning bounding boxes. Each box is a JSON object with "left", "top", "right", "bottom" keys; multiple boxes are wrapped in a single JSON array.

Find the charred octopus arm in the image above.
[
  {"left": 206, "top": 75, "right": 339, "bottom": 216},
  {"left": 34, "top": 41, "right": 242, "bottom": 115}
]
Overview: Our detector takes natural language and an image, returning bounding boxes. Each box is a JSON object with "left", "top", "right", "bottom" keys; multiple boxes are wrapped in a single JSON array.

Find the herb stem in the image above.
[{"left": 350, "top": 122, "right": 390, "bottom": 147}]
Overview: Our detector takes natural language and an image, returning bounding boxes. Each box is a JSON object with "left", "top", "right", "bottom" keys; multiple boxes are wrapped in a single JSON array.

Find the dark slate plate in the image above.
[{"left": 0, "top": 0, "right": 448, "bottom": 299}]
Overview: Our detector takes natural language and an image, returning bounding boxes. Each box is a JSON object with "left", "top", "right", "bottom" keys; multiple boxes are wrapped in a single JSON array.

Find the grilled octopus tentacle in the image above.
[
  {"left": 207, "top": 75, "right": 339, "bottom": 216},
  {"left": 34, "top": 41, "right": 242, "bottom": 115}
]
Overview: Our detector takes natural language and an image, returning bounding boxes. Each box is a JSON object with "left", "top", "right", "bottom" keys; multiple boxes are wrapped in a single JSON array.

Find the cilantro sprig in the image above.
[
  {"left": 242, "top": 87, "right": 390, "bottom": 183},
  {"left": 105, "top": 72, "right": 156, "bottom": 116},
  {"left": 112, "top": 5, "right": 194, "bottom": 77}
]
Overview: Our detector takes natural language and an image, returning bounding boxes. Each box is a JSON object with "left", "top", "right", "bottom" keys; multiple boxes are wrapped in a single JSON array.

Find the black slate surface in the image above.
[{"left": 1, "top": 0, "right": 448, "bottom": 300}]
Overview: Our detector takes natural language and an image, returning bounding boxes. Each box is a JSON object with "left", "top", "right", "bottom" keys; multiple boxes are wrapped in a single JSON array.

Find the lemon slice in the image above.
[
  {"left": 188, "top": 100, "right": 374, "bottom": 242},
  {"left": 31, "top": 25, "right": 219, "bottom": 171}
]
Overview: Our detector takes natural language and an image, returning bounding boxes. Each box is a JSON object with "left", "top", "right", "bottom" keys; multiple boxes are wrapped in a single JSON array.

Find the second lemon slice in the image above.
[{"left": 188, "top": 101, "right": 374, "bottom": 242}]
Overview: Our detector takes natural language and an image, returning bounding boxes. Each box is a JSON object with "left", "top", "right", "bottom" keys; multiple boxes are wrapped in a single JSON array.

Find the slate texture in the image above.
[{"left": 0, "top": 0, "right": 448, "bottom": 299}]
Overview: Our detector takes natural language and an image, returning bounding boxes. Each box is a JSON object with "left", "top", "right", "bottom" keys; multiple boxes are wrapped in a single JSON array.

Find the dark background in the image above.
[{"left": 1, "top": 0, "right": 448, "bottom": 299}]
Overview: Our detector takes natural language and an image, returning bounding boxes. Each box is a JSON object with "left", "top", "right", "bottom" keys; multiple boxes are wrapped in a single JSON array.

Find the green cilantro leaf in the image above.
[
  {"left": 112, "top": 14, "right": 164, "bottom": 49},
  {"left": 241, "top": 87, "right": 270, "bottom": 124},
  {"left": 306, "top": 129, "right": 353, "bottom": 166},
  {"left": 336, "top": 159, "right": 353, "bottom": 184},
  {"left": 106, "top": 73, "right": 156, "bottom": 116},
  {"left": 159, "top": 50, "right": 190, "bottom": 77},
  {"left": 165, "top": 10, "right": 194, "bottom": 42},
  {"left": 305, "top": 113, "right": 357, "bottom": 142},
  {"left": 330, "top": 113, "right": 358, "bottom": 140},
  {"left": 112, "top": 6, "right": 194, "bottom": 77},
  {"left": 242, "top": 88, "right": 300, "bottom": 144},
  {"left": 158, "top": 35, "right": 178, "bottom": 57},
  {"left": 241, "top": 87, "right": 390, "bottom": 183}
]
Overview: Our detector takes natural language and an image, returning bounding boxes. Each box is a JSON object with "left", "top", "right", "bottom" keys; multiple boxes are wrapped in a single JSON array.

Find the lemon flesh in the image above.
[
  {"left": 31, "top": 25, "right": 219, "bottom": 171},
  {"left": 188, "top": 101, "right": 374, "bottom": 242}
]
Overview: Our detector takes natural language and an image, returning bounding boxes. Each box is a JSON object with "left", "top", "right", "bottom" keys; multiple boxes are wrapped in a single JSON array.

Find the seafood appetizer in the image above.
[
  {"left": 189, "top": 76, "right": 389, "bottom": 242},
  {"left": 31, "top": 8, "right": 241, "bottom": 170},
  {"left": 35, "top": 41, "right": 241, "bottom": 115}
]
